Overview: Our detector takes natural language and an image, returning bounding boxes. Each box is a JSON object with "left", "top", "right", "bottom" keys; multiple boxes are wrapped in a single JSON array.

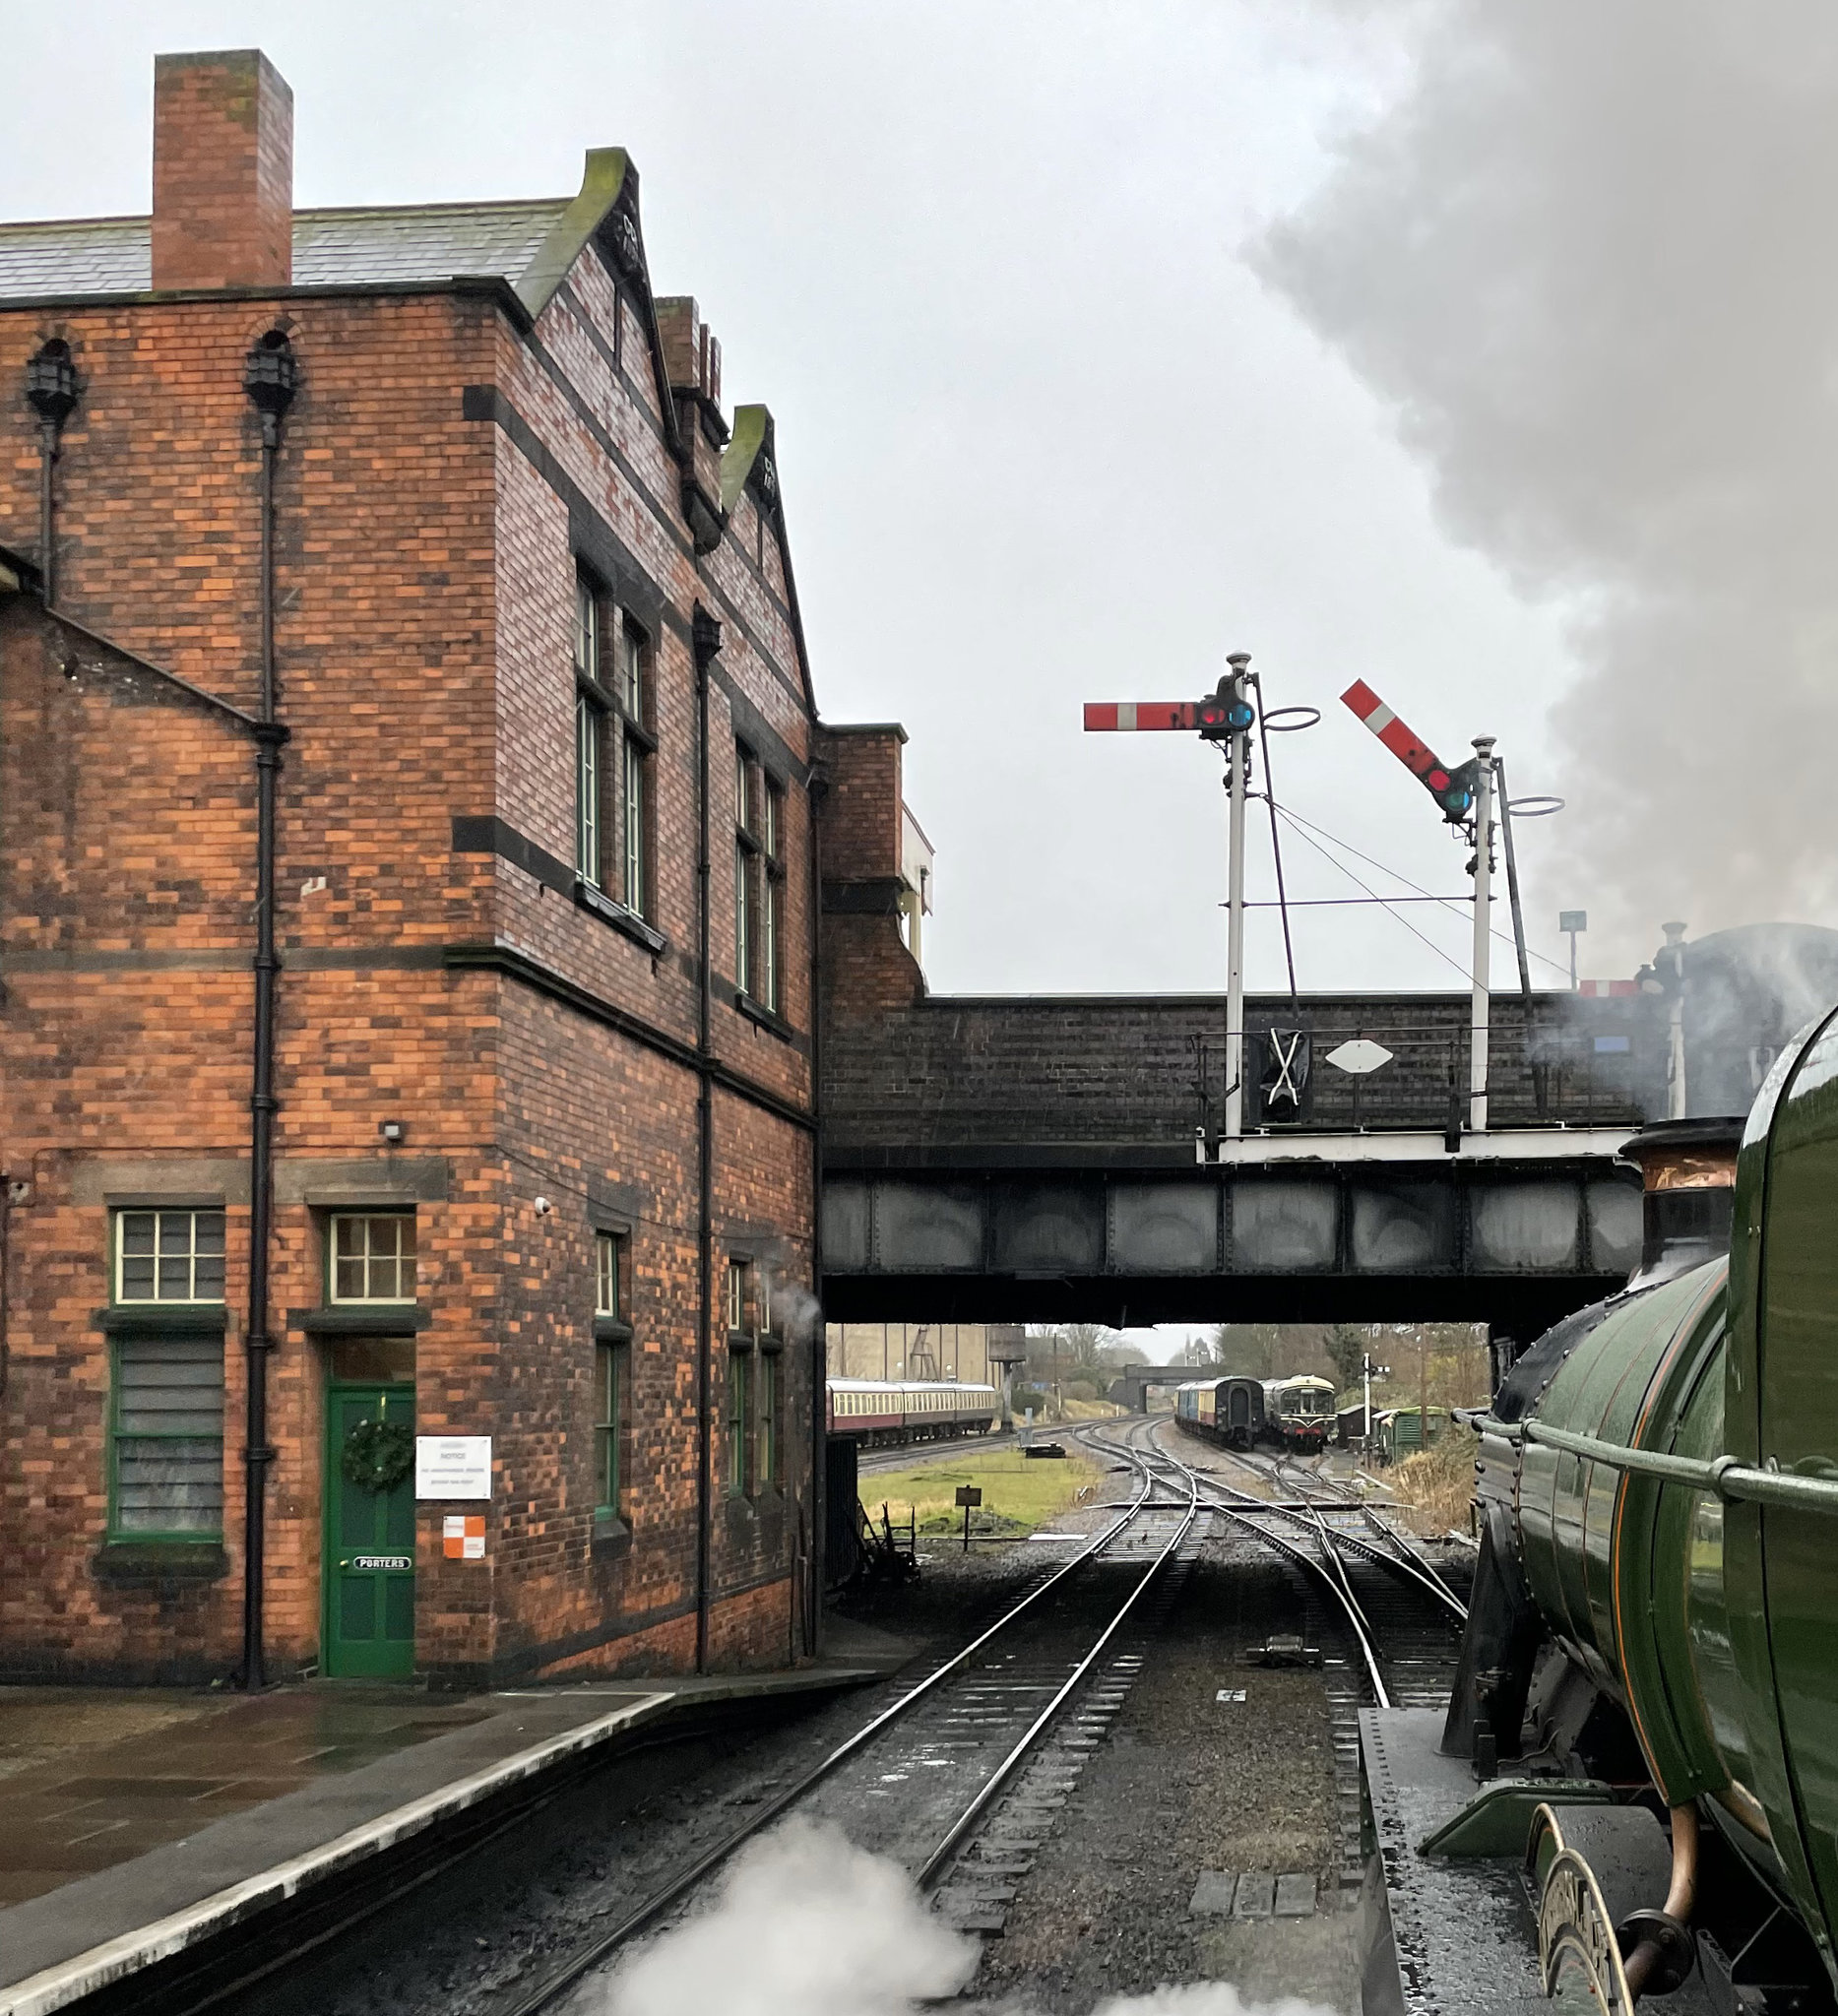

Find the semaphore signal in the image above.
[
  {"left": 1083, "top": 656, "right": 1291, "bottom": 1144},
  {"left": 1341, "top": 679, "right": 1481, "bottom": 824}
]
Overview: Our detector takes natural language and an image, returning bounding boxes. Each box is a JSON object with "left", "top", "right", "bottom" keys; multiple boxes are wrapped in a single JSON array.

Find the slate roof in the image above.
[{"left": 0, "top": 200, "right": 574, "bottom": 301}]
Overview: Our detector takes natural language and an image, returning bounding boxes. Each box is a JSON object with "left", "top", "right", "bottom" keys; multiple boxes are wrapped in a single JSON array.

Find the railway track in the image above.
[
  {"left": 855, "top": 1427, "right": 1018, "bottom": 1475},
  {"left": 1203, "top": 1447, "right": 1467, "bottom": 1630},
  {"left": 489, "top": 1418, "right": 1196, "bottom": 2007},
  {"left": 108, "top": 1418, "right": 1460, "bottom": 2015},
  {"left": 1140, "top": 1425, "right": 1466, "bottom": 1710},
  {"left": 112, "top": 1419, "right": 1195, "bottom": 2016}
]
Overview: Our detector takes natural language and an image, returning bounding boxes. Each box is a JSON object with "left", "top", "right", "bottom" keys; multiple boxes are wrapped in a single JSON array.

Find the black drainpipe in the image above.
[
  {"left": 25, "top": 342, "right": 80, "bottom": 610},
  {"left": 240, "top": 334, "right": 297, "bottom": 1691},
  {"left": 692, "top": 603, "right": 722, "bottom": 1674},
  {"left": 806, "top": 756, "right": 828, "bottom": 1657}
]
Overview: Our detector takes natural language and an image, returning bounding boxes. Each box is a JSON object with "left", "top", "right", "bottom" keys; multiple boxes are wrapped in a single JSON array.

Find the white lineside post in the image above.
[
  {"left": 1469, "top": 736, "right": 1496, "bottom": 1134},
  {"left": 1224, "top": 652, "right": 1251, "bottom": 1141},
  {"left": 1662, "top": 920, "right": 1689, "bottom": 1120}
]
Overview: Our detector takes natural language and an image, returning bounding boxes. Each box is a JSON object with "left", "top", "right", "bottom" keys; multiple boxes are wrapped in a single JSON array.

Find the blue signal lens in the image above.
[{"left": 1226, "top": 700, "right": 1255, "bottom": 731}]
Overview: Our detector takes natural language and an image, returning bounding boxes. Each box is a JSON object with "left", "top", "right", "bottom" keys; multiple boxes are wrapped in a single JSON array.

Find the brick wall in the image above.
[
  {"left": 820, "top": 990, "right": 1653, "bottom": 1157},
  {"left": 0, "top": 82, "right": 825, "bottom": 1684},
  {"left": 816, "top": 724, "right": 905, "bottom": 882}
]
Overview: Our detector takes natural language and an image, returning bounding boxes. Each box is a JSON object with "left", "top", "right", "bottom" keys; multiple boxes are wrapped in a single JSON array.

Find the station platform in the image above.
[{"left": 0, "top": 1641, "right": 897, "bottom": 2016}]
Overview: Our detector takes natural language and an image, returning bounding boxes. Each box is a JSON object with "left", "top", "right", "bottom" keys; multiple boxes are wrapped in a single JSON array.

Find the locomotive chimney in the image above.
[{"left": 1619, "top": 1115, "right": 1744, "bottom": 1286}]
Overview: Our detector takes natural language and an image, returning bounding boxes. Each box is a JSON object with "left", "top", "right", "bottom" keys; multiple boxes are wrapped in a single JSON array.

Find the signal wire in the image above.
[
  {"left": 1269, "top": 809, "right": 1477, "bottom": 986},
  {"left": 1251, "top": 673, "right": 1299, "bottom": 1014},
  {"left": 1274, "top": 803, "right": 1572, "bottom": 979}
]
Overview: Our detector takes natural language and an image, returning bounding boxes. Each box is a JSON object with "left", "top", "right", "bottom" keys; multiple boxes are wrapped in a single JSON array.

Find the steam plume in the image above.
[
  {"left": 1255, "top": 3, "right": 1838, "bottom": 967},
  {"left": 594, "top": 1818, "right": 1343, "bottom": 2016},
  {"left": 599, "top": 1818, "right": 978, "bottom": 2016}
]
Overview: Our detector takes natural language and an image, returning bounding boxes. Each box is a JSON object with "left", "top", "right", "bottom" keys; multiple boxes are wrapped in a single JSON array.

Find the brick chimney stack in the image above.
[
  {"left": 656, "top": 296, "right": 722, "bottom": 410},
  {"left": 152, "top": 50, "right": 294, "bottom": 291}
]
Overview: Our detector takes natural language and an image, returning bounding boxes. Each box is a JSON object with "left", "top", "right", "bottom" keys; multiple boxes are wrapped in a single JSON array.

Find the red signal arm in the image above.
[
  {"left": 1341, "top": 679, "right": 1456, "bottom": 796},
  {"left": 1083, "top": 701, "right": 1200, "bottom": 731}
]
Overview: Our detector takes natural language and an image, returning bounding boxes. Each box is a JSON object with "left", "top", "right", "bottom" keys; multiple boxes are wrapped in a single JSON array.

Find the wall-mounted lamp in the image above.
[{"left": 379, "top": 1119, "right": 406, "bottom": 1146}]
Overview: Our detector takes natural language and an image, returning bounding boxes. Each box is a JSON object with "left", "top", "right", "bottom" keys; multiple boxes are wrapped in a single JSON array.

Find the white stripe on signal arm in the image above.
[{"left": 1118, "top": 702, "right": 1137, "bottom": 730}]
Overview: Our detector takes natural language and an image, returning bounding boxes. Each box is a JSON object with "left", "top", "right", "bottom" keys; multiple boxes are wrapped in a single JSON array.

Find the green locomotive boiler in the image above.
[{"left": 1381, "top": 1010, "right": 1838, "bottom": 2012}]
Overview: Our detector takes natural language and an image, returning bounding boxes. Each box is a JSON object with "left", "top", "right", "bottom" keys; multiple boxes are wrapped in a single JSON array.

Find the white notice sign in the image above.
[{"left": 415, "top": 1434, "right": 492, "bottom": 1500}]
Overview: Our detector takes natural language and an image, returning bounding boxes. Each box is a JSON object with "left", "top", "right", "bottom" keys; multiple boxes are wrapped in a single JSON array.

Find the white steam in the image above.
[
  {"left": 593, "top": 1819, "right": 1343, "bottom": 2016},
  {"left": 1256, "top": 3, "right": 1838, "bottom": 966},
  {"left": 1096, "top": 1992, "right": 1344, "bottom": 2016},
  {"left": 597, "top": 1819, "right": 977, "bottom": 2016}
]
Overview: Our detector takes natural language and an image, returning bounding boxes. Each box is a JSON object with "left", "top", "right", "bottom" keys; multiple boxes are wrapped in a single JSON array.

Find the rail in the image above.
[
  {"left": 1201, "top": 1448, "right": 1467, "bottom": 1624},
  {"left": 916, "top": 1421, "right": 1199, "bottom": 1888},
  {"left": 498, "top": 1421, "right": 1174, "bottom": 2015},
  {"left": 1141, "top": 1428, "right": 1393, "bottom": 1706}
]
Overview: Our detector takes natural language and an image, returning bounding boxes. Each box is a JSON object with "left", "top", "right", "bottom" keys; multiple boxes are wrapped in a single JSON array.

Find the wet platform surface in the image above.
[
  {"left": 0, "top": 1687, "right": 492, "bottom": 1906},
  {"left": 0, "top": 1661, "right": 886, "bottom": 2010}
]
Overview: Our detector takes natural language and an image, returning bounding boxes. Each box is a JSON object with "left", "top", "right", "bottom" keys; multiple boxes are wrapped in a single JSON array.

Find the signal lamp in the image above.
[
  {"left": 1197, "top": 683, "right": 1255, "bottom": 741},
  {"left": 1432, "top": 758, "right": 1481, "bottom": 823}
]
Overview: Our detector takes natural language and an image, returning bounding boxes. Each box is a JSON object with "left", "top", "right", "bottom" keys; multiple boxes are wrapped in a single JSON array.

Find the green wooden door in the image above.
[{"left": 324, "top": 1383, "right": 416, "bottom": 1678}]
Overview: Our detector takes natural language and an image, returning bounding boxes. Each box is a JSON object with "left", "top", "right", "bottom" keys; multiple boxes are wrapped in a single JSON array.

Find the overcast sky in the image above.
[{"left": 0, "top": 3, "right": 1684, "bottom": 997}]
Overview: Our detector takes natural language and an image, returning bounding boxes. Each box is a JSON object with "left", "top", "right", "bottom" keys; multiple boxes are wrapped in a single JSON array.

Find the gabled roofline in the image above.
[
  {"left": 721, "top": 404, "right": 816, "bottom": 719},
  {"left": 517, "top": 150, "right": 690, "bottom": 471},
  {"left": 514, "top": 148, "right": 630, "bottom": 322}
]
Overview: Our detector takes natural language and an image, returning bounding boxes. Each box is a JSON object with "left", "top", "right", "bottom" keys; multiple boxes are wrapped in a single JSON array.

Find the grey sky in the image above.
[{"left": 5, "top": 3, "right": 1607, "bottom": 996}]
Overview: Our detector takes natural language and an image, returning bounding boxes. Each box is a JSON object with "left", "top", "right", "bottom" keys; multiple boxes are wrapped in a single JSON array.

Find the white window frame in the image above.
[
  {"left": 576, "top": 690, "right": 604, "bottom": 887},
  {"left": 114, "top": 1208, "right": 227, "bottom": 1305},
  {"left": 329, "top": 1213, "right": 417, "bottom": 1304}
]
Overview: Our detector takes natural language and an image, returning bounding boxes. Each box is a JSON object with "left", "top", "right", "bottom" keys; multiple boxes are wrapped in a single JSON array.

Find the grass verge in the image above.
[
  {"left": 1388, "top": 1426, "right": 1480, "bottom": 1537},
  {"left": 860, "top": 1446, "right": 1107, "bottom": 1537}
]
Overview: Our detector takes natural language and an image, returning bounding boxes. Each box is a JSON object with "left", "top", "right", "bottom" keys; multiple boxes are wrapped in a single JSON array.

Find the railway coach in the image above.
[
  {"left": 1173, "top": 1376, "right": 1267, "bottom": 1450},
  {"left": 825, "top": 1379, "right": 999, "bottom": 1449}
]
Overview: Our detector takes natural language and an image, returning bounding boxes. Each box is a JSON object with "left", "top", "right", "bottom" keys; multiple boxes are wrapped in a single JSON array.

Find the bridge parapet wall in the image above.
[{"left": 822, "top": 990, "right": 1655, "bottom": 1159}]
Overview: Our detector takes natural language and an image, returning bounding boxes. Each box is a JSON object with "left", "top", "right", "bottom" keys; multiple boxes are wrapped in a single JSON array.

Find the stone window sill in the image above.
[
  {"left": 592, "top": 1512, "right": 632, "bottom": 1558},
  {"left": 94, "top": 1541, "right": 229, "bottom": 1584},
  {"left": 95, "top": 1305, "right": 228, "bottom": 1337},
  {"left": 735, "top": 993, "right": 794, "bottom": 1044},
  {"left": 575, "top": 879, "right": 668, "bottom": 957},
  {"left": 293, "top": 1305, "right": 431, "bottom": 1338}
]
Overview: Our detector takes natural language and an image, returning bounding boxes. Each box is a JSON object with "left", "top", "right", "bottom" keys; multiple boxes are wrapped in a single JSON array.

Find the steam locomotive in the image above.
[{"left": 1391, "top": 1008, "right": 1838, "bottom": 2011}]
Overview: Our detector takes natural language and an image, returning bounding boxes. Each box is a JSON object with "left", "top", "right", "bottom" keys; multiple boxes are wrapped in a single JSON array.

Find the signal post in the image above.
[{"left": 1085, "top": 661, "right": 1258, "bottom": 1140}]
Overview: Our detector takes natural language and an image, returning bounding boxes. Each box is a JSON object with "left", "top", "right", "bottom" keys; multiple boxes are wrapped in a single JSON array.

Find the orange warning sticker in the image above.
[{"left": 442, "top": 1514, "right": 486, "bottom": 1560}]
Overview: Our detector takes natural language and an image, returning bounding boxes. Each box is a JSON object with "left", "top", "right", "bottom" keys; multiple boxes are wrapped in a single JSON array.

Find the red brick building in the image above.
[{"left": 0, "top": 50, "right": 845, "bottom": 1686}]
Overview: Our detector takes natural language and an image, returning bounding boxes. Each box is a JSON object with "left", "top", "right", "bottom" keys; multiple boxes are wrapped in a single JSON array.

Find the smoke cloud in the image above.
[
  {"left": 594, "top": 1818, "right": 1343, "bottom": 2016},
  {"left": 1254, "top": 3, "right": 1838, "bottom": 968},
  {"left": 598, "top": 1819, "right": 978, "bottom": 2016}
]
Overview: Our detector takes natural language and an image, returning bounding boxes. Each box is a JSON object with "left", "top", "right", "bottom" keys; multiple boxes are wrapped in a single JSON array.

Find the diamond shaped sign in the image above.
[{"left": 1324, "top": 1039, "right": 1394, "bottom": 1076}]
